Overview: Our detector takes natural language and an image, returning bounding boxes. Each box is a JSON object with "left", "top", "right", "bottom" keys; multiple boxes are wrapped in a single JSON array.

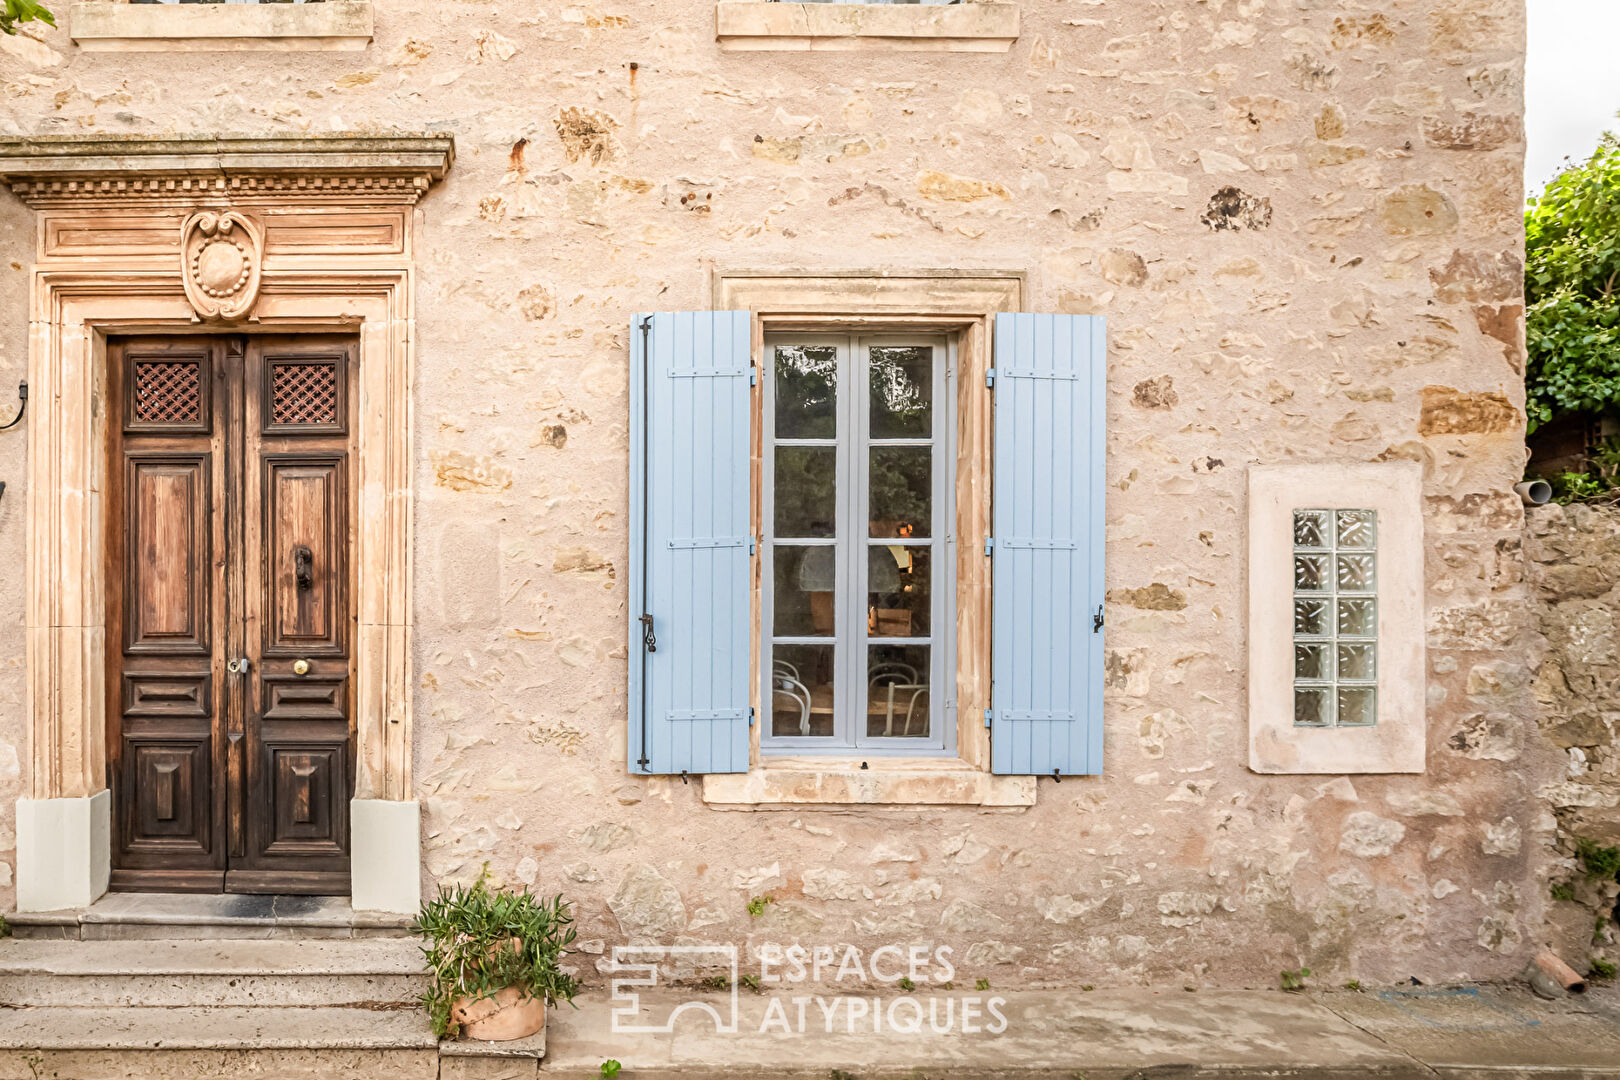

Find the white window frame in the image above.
[
  {"left": 1248, "top": 462, "right": 1425, "bottom": 774},
  {"left": 762, "top": 332, "right": 958, "bottom": 756}
]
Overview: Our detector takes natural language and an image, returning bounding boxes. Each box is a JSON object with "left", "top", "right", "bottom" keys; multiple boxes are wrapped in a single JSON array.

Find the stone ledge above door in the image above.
[{"left": 715, "top": 1, "right": 1019, "bottom": 52}]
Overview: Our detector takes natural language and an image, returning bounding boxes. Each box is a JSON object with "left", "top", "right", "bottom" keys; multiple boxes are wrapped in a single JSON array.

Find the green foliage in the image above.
[
  {"left": 746, "top": 895, "right": 772, "bottom": 918},
  {"left": 1343, "top": 980, "right": 1362, "bottom": 992},
  {"left": 1, "top": 0, "right": 54, "bottom": 36},
  {"left": 1592, "top": 958, "right": 1617, "bottom": 980},
  {"left": 1526, "top": 136, "right": 1620, "bottom": 436},
  {"left": 599, "top": 1061, "right": 622, "bottom": 1080},
  {"left": 410, "top": 874, "right": 579, "bottom": 1039},
  {"left": 1281, "top": 967, "right": 1312, "bottom": 991},
  {"left": 974, "top": 978, "right": 991, "bottom": 991},
  {"left": 739, "top": 972, "right": 761, "bottom": 992},
  {"left": 0, "top": 914, "right": 10, "bottom": 939},
  {"left": 1577, "top": 837, "right": 1620, "bottom": 881},
  {"left": 897, "top": 976, "right": 916, "bottom": 992},
  {"left": 698, "top": 975, "right": 730, "bottom": 991},
  {"left": 1552, "top": 882, "right": 1577, "bottom": 903}
]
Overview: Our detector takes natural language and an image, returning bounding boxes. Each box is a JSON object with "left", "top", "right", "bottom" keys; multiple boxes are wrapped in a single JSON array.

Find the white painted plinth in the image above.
[
  {"left": 351, "top": 798, "right": 421, "bottom": 915},
  {"left": 17, "top": 791, "right": 111, "bottom": 912}
]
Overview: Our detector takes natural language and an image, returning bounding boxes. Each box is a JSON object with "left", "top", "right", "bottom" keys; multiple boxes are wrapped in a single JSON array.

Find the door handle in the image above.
[
  {"left": 226, "top": 657, "right": 250, "bottom": 674},
  {"left": 293, "top": 545, "right": 313, "bottom": 591}
]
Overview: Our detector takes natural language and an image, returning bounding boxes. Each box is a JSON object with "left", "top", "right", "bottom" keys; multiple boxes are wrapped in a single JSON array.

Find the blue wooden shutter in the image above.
[
  {"left": 629, "top": 311, "right": 753, "bottom": 774},
  {"left": 990, "top": 313, "right": 1106, "bottom": 777}
]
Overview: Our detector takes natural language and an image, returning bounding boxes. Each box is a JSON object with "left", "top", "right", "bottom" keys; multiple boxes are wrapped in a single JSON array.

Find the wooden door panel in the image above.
[
  {"left": 123, "top": 454, "right": 212, "bottom": 655},
  {"left": 261, "top": 457, "right": 346, "bottom": 656},
  {"left": 122, "top": 673, "right": 212, "bottom": 719},
  {"left": 123, "top": 738, "right": 212, "bottom": 845},
  {"left": 262, "top": 676, "right": 347, "bottom": 721},
  {"left": 263, "top": 743, "right": 348, "bottom": 852}
]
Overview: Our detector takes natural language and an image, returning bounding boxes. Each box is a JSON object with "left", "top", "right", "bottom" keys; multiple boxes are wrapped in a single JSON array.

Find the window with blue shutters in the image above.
[
  {"left": 988, "top": 313, "right": 1106, "bottom": 778},
  {"left": 628, "top": 312, "right": 753, "bottom": 775},
  {"left": 627, "top": 308, "right": 1105, "bottom": 781}
]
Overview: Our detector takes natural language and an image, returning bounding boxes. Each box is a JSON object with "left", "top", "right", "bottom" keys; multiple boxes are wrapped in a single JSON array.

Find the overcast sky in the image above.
[{"left": 1525, "top": 0, "right": 1620, "bottom": 192}]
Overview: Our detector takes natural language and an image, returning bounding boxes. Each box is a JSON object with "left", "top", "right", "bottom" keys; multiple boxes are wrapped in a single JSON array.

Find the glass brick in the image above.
[
  {"left": 1295, "top": 643, "right": 1330, "bottom": 680},
  {"left": 1295, "top": 554, "right": 1330, "bottom": 591},
  {"left": 1336, "top": 553, "right": 1375, "bottom": 591},
  {"left": 1336, "top": 509, "right": 1376, "bottom": 549},
  {"left": 1337, "top": 643, "right": 1376, "bottom": 681},
  {"left": 1293, "top": 510, "right": 1330, "bottom": 549},
  {"left": 1337, "top": 688, "right": 1376, "bottom": 727},
  {"left": 1295, "top": 598, "right": 1329, "bottom": 636},
  {"left": 1294, "top": 688, "right": 1330, "bottom": 727},
  {"left": 1337, "top": 597, "right": 1376, "bottom": 637}
]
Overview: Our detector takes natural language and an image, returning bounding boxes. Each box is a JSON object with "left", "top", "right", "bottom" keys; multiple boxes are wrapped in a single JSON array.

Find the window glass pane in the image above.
[
  {"left": 1337, "top": 688, "right": 1376, "bottom": 726},
  {"left": 869, "top": 445, "right": 932, "bottom": 538},
  {"left": 867, "top": 645, "right": 931, "bottom": 738},
  {"left": 775, "top": 344, "right": 838, "bottom": 440},
  {"left": 1294, "top": 643, "right": 1329, "bottom": 681},
  {"left": 1337, "top": 643, "right": 1376, "bottom": 681},
  {"left": 869, "top": 545, "right": 930, "bottom": 637},
  {"left": 1337, "top": 597, "right": 1376, "bottom": 637},
  {"left": 1336, "top": 509, "right": 1376, "bottom": 549},
  {"left": 1336, "top": 553, "right": 1375, "bottom": 591},
  {"left": 772, "top": 644, "right": 835, "bottom": 738},
  {"left": 1294, "top": 554, "right": 1329, "bottom": 592},
  {"left": 1293, "top": 510, "right": 1329, "bottom": 548},
  {"left": 869, "top": 345, "right": 933, "bottom": 439},
  {"left": 1294, "top": 688, "right": 1330, "bottom": 726},
  {"left": 774, "top": 446, "right": 836, "bottom": 538},
  {"left": 1294, "top": 598, "right": 1329, "bottom": 636},
  {"left": 774, "top": 546, "right": 835, "bottom": 637}
]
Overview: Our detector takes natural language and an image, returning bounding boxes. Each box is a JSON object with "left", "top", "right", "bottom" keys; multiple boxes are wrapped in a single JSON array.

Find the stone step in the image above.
[
  {"left": 8, "top": 891, "right": 412, "bottom": 940},
  {"left": 0, "top": 939, "right": 428, "bottom": 1007}
]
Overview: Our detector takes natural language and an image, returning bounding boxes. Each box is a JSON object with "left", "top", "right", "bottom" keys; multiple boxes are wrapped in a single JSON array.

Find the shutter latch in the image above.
[
  {"left": 639, "top": 613, "right": 657, "bottom": 652},
  {"left": 984, "top": 537, "right": 994, "bottom": 557},
  {"left": 983, "top": 708, "right": 992, "bottom": 728},
  {"left": 985, "top": 367, "right": 996, "bottom": 389},
  {"left": 1093, "top": 605, "right": 1104, "bottom": 633}
]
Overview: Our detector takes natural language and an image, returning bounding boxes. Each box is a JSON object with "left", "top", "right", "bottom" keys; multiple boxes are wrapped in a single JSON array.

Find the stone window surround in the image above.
[
  {"left": 0, "top": 133, "right": 453, "bottom": 913},
  {"left": 715, "top": 1, "right": 1018, "bottom": 53},
  {"left": 702, "top": 269, "right": 1035, "bottom": 808},
  {"left": 68, "top": 0, "right": 373, "bottom": 52},
  {"left": 1247, "top": 462, "right": 1426, "bottom": 775}
]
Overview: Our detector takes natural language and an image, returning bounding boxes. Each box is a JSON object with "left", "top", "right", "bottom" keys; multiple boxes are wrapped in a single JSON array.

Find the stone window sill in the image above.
[
  {"left": 715, "top": 1, "right": 1018, "bottom": 52},
  {"left": 702, "top": 758, "right": 1036, "bottom": 807},
  {"left": 68, "top": 1, "right": 373, "bottom": 52}
]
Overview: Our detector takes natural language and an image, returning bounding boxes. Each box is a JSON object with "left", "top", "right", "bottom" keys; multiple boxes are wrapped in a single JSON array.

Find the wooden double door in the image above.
[{"left": 107, "top": 335, "right": 357, "bottom": 894}]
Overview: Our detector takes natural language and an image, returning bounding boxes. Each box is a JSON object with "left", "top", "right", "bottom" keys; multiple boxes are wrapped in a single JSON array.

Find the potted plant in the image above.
[{"left": 412, "top": 874, "right": 580, "bottom": 1041}]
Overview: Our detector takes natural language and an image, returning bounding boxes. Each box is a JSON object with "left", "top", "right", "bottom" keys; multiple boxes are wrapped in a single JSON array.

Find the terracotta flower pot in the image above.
[{"left": 451, "top": 986, "right": 546, "bottom": 1041}]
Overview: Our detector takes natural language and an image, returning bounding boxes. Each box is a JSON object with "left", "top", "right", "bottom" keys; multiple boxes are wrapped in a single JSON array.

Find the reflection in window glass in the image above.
[{"left": 1292, "top": 508, "right": 1377, "bottom": 727}]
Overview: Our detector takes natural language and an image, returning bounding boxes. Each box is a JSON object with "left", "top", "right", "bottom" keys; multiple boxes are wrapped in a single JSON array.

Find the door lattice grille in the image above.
[
  {"left": 271, "top": 362, "right": 338, "bottom": 425},
  {"left": 133, "top": 361, "right": 203, "bottom": 425}
]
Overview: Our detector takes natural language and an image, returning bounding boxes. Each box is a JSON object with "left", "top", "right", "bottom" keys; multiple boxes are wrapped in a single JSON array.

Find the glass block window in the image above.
[{"left": 1293, "top": 509, "right": 1377, "bottom": 727}]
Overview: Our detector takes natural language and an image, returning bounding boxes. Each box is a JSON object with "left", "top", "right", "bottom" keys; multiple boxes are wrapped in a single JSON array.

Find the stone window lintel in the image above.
[
  {"left": 716, "top": 1, "right": 1018, "bottom": 53},
  {"left": 69, "top": 1, "right": 374, "bottom": 52}
]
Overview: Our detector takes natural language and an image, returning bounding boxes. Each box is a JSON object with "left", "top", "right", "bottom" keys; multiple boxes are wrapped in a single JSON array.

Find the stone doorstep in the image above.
[
  {"left": 0, "top": 938, "right": 425, "bottom": 976},
  {"left": 0, "top": 1006, "right": 437, "bottom": 1052},
  {"left": 7, "top": 891, "right": 413, "bottom": 940}
]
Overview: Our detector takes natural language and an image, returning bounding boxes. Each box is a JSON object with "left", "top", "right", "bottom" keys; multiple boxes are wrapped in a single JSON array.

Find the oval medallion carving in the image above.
[{"left": 180, "top": 210, "right": 263, "bottom": 321}]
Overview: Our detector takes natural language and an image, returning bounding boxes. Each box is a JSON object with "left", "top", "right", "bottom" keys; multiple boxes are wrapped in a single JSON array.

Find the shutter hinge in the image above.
[
  {"left": 749, "top": 535, "right": 757, "bottom": 556},
  {"left": 984, "top": 536, "right": 994, "bottom": 556},
  {"left": 750, "top": 367, "right": 758, "bottom": 387},
  {"left": 985, "top": 367, "right": 996, "bottom": 389},
  {"left": 1093, "top": 605, "right": 1104, "bottom": 633},
  {"left": 984, "top": 708, "right": 993, "bottom": 728},
  {"left": 749, "top": 706, "right": 756, "bottom": 728}
]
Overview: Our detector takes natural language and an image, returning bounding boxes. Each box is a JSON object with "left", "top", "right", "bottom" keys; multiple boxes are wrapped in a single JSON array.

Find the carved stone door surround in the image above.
[{"left": 0, "top": 134, "right": 453, "bottom": 913}]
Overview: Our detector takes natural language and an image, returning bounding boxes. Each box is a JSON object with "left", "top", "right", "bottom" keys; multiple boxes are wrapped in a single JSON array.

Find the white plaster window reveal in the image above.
[
  {"left": 1248, "top": 463, "right": 1425, "bottom": 775},
  {"left": 1292, "top": 508, "right": 1378, "bottom": 729}
]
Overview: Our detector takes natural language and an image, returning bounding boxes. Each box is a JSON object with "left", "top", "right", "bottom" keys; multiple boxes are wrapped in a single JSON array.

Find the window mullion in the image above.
[{"left": 847, "top": 334, "right": 869, "bottom": 749}]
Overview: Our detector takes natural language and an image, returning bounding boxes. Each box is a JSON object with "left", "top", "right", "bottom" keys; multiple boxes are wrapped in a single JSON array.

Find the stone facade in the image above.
[
  {"left": 1526, "top": 504, "right": 1620, "bottom": 964},
  {"left": 0, "top": 0, "right": 1543, "bottom": 988}
]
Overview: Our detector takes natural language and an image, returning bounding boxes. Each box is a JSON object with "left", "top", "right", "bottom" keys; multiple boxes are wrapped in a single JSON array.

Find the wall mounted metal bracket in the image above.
[{"left": 0, "top": 383, "right": 26, "bottom": 432}]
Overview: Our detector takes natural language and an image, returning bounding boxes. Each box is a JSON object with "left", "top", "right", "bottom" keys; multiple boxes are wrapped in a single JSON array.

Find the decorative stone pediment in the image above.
[{"left": 0, "top": 133, "right": 454, "bottom": 209}]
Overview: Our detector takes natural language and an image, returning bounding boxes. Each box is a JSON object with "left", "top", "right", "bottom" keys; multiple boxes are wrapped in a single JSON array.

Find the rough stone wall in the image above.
[
  {"left": 0, "top": 0, "right": 1543, "bottom": 987},
  {"left": 1526, "top": 504, "right": 1620, "bottom": 965}
]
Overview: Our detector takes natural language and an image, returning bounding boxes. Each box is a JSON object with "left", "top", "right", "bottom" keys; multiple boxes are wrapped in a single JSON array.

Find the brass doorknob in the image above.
[{"left": 292, "top": 659, "right": 311, "bottom": 676}]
